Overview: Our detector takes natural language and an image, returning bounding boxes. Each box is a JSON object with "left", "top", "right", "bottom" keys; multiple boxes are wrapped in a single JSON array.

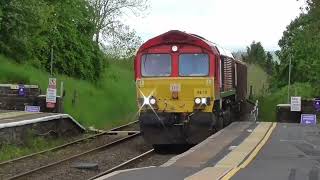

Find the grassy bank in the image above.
[
  {"left": 0, "top": 137, "right": 65, "bottom": 162},
  {"left": 0, "top": 55, "right": 137, "bottom": 129},
  {"left": 258, "top": 83, "right": 318, "bottom": 122},
  {"left": 247, "top": 63, "right": 269, "bottom": 97}
]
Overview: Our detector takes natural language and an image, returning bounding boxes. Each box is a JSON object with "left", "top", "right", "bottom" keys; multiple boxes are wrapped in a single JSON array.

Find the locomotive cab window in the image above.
[
  {"left": 179, "top": 54, "right": 209, "bottom": 76},
  {"left": 141, "top": 54, "right": 172, "bottom": 77}
]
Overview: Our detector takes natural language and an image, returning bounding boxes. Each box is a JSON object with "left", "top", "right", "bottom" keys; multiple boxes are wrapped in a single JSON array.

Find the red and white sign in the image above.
[{"left": 48, "top": 78, "right": 57, "bottom": 89}]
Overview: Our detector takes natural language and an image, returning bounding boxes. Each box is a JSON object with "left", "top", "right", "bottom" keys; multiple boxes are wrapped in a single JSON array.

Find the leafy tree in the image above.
[
  {"left": 89, "top": 0, "right": 148, "bottom": 58},
  {"left": 102, "top": 24, "right": 142, "bottom": 58},
  {"left": 0, "top": 0, "right": 106, "bottom": 81},
  {"left": 275, "top": 0, "right": 320, "bottom": 88},
  {"left": 243, "top": 41, "right": 267, "bottom": 67},
  {"left": 265, "top": 52, "right": 274, "bottom": 75}
]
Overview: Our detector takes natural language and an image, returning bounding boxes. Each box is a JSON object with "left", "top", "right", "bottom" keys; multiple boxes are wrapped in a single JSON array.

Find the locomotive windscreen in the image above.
[
  {"left": 179, "top": 54, "right": 209, "bottom": 76},
  {"left": 141, "top": 54, "right": 171, "bottom": 77}
]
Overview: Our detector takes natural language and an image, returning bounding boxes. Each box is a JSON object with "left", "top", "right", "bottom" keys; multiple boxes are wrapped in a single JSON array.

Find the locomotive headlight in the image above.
[
  {"left": 172, "top": 45, "right": 178, "bottom": 52},
  {"left": 201, "top": 98, "right": 207, "bottom": 104},
  {"left": 194, "top": 98, "right": 201, "bottom": 105},
  {"left": 149, "top": 97, "right": 157, "bottom": 105}
]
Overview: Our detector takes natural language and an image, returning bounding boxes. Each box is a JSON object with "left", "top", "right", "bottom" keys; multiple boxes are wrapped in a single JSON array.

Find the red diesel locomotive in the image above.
[{"left": 134, "top": 30, "right": 247, "bottom": 148}]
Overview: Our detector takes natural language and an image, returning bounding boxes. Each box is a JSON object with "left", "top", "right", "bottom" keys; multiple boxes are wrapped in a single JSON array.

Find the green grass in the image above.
[
  {"left": 0, "top": 137, "right": 65, "bottom": 162},
  {"left": 247, "top": 63, "right": 269, "bottom": 97},
  {"left": 258, "top": 83, "right": 318, "bottom": 122},
  {"left": 0, "top": 55, "right": 137, "bottom": 129}
]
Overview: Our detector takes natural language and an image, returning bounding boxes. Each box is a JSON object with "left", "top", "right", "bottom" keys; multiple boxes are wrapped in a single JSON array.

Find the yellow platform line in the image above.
[
  {"left": 221, "top": 122, "right": 277, "bottom": 179},
  {"left": 185, "top": 122, "right": 276, "bottom": 180}
]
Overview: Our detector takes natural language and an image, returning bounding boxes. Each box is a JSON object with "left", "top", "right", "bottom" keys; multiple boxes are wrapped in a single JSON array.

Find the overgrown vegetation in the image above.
[
  {"left": 272, "top": 0, "right": 320, "bottom": 89},
  {"left": 0, "top": 136, "right": 64, "bottom": 162},
  {"left": 0, "top": 55, "right": 137, "bottom": 129},
  {"left": 244, "top": 0, "right": 320, "bottom": 121},
  {"left": 0, "top": 0, "right": 106, "bottom": 81},
  {"left": 0, "top": 0, "right": 148, "bottom": 81},
  {"left": 259, "top": 83, "right": 318, "bottom": 122}
]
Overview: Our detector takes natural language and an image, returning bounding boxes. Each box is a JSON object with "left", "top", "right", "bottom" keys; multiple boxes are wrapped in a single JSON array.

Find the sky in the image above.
[{"left": 124, "top": 0, "right": 305, "bottom": 51}]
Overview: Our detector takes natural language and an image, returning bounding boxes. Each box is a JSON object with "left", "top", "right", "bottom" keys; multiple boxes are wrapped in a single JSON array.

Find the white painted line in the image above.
[
  {"left": 0, "top": 114, "right": 85, "bottom": 131},
  {"left": 95, "top": 166, "right": 156, "bottom": 180}
]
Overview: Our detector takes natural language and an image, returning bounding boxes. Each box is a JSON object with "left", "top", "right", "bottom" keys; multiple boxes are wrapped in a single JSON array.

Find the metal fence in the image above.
[{"left": 250, "top": 100, "right": 259, "bottom": 121}]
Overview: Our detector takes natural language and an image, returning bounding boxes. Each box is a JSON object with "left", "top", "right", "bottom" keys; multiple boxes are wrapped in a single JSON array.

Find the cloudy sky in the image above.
[{"left": 125, "top": 0, "right": 305, "bottom": 51}]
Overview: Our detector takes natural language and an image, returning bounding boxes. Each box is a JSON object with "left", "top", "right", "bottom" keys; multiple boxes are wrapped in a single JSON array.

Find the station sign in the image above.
[
  {"left": 25, "top": 106, "right": 40, "bottom": 112},
  {"left": 300, "top": 114, "right": 317, "bottom": 125},
  {"left": 46, "top": 78, "right": 57, "bottom": 108},
  {"left": 291, "top": 96, "right": 301, "bottom": 112},
  {"left": 46, "top": 88, "right": 57, "bottom": 103}
]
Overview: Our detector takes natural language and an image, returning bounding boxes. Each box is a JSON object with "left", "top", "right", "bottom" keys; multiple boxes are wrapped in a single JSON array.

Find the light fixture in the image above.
[
  {"left": 201, "top": 98, "right": 207, "bottom": 105},
  {"left": 194, "top": 98, "right": 201, "bottom": 105},
  {"left": 149, "top": 97, "right": 157, "bottom": 105},
  {"left": 172, "top": 45, "right": 178, "bottom": 52}
]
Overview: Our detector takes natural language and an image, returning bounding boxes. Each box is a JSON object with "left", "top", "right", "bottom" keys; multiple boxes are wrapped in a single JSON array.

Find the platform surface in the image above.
[{"left": 99, "top": 122, "right": 320, "bottom": 180}]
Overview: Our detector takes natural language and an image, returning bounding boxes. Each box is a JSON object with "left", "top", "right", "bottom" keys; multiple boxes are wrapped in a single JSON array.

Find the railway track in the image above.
[
  {"left": 89, "top": 149, "right": 155, "bottom": 180},
  {"left": 0, "top": 121, "right": 140, "bottom": 180},
  {"left": 7, "top": 133, "right": 143, "bottom": 180}
]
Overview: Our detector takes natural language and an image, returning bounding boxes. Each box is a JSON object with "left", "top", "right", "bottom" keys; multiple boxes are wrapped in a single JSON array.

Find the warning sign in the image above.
[
  {"left": 49, "top": 78, "right": 57, "bottom": 89},
  {"left": 291, "top": 96, "right": 301, "bottom": 112}
]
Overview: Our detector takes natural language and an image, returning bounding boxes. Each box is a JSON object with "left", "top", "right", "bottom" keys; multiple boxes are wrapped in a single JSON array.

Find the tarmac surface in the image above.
[{"left": 98, "top": 122, "right": 320, "bottom": 180}]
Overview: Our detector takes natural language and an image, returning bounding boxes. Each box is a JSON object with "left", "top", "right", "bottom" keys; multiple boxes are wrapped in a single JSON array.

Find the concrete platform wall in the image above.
[{"left": 0, "top": 116, "right": 85, "bottom": 145}]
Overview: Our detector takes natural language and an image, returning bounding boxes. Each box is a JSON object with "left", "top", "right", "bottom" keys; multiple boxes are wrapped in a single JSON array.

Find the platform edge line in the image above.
[{"left": 221, "top": 122, "right": 277, "bottom": 180}]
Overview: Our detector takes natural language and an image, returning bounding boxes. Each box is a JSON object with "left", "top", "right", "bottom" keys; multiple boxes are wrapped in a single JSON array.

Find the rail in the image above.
[
  {"left": 89, "top": 149, "right": 155, "bottom": 180},
  {"left": 7, "top": 132, "right": 141, "bottom": 180},
  {"left": 0, "top": 120, "right": 138, "bottom": 166}
]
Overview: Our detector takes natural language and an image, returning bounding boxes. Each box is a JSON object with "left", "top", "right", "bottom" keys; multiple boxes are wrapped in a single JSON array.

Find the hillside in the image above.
[{"left": 0, "top": 55, "right": 137, "bottom": 129}]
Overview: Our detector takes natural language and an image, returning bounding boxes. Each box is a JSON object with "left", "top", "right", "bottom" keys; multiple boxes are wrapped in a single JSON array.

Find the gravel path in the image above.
[{"left": 15, "top": 136, "right": 152, "bottom": 180}]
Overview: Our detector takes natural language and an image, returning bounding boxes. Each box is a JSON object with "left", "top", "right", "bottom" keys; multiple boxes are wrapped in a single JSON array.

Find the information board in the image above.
[
  {"left": 291, "top": 96, "right": 301, "bottom": 112},
  {"left": 25, "top": 106, "right": 40, "bottom": 112},
  {"left": 46, "top": 88, "right": 57, "bottom": 103},
  {"left": 301, "top": 114, "right": 317, "bottom": 125}
]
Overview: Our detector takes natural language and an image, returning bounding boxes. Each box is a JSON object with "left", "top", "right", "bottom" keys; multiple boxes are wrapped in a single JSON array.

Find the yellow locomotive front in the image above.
[{"left": 134, "top": 31, "right": 226, "bottom": 147}]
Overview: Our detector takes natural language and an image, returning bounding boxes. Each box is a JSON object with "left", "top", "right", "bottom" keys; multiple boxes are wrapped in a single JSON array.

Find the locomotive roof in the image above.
[{"left": 138, "top": 30, "right": 235, "bottom": 60}]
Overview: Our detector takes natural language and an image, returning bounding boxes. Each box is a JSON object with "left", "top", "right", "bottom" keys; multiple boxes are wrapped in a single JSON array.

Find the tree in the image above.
[
  {"left": 265, "top": 52, "right": 274, "bottom": 75},
  {"left": 89, "top": 0, "right": 148, "bottom": 58},
  {"left": 0, "top": 0, "right": 106, "bottom": 81},
  {"left": 275, "top": 0, "right": 320, "bottom": 88},
  {"left": 102, "top": 24, "right": 142, "bottom": 58},
  {"left": 89, "top": 0, "right": 148, "bottom": 43},
  {"left": 243, "top": 41, "right": 267, "bottom": 67}
]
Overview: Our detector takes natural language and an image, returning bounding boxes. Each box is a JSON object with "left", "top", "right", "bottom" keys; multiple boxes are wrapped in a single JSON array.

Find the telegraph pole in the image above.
[
  {"left": 287, "top": 54, "right": 292, "bottom": 103},
  {"left": 50, "top": 46, "right": 54, "bottom": 76}
]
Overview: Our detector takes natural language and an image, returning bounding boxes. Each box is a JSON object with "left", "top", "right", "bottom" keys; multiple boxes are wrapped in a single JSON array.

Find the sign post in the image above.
[
  {"left": 46, "top": 78, "right": 57, "bottom": 108},
  {"left": 291, "top": 96, "right": 301, "bottom": 112}
]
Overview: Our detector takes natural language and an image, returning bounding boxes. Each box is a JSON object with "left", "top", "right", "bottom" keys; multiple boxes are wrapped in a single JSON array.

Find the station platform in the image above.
[
  {"left": 0, "top": 111, "right": 85, "bottom": 144},
  {"left": 98, "top": 121, "right": 320, "bottom": 180}
]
